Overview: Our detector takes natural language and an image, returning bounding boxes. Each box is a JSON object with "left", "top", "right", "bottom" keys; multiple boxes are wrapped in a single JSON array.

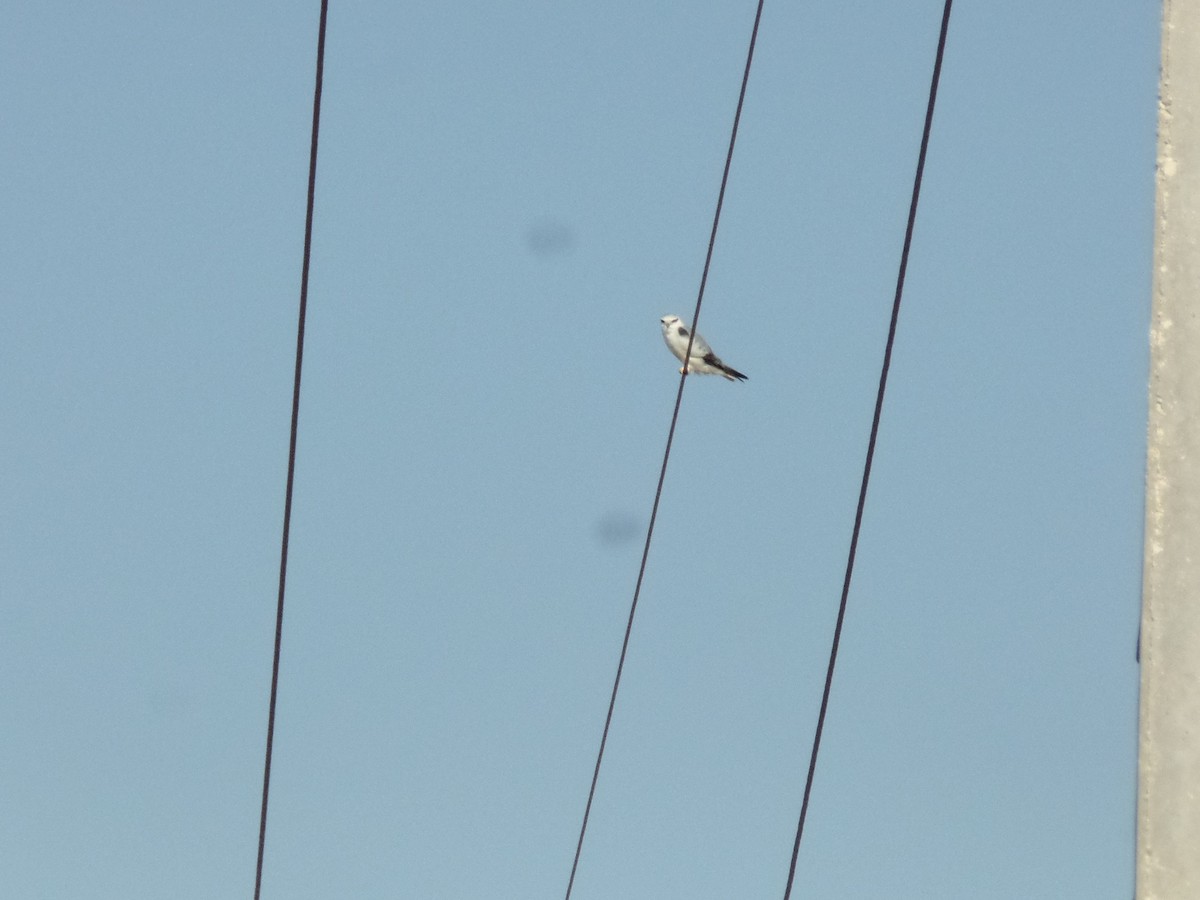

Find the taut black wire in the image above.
[
  {"left": 254, "top": 2, "right": 329, "bottom": 898},
  {"left": 781, "top": 2, "right": 953, "bottom": 897},
  {"left": 563, "top": 3, "right": 766, "bottom": 897}
]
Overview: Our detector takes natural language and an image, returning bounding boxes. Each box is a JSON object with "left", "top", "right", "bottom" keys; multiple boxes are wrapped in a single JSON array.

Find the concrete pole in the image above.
[{"left": 1137, "top": 2, "right": 1200, "bottom": 897}]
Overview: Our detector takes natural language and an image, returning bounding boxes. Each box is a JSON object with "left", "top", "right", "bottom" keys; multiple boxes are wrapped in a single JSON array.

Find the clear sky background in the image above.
[{"left": 2, "top": 2, "right": 1159, "bottom": 898}]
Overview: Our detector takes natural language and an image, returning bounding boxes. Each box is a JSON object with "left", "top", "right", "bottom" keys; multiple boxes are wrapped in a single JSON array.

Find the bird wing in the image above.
[
  {"left": 706, "top": 354, "right": 747, "bottom": 380},
  {"left": 685, "top": 330, "right": 713, "bottom": 357}
]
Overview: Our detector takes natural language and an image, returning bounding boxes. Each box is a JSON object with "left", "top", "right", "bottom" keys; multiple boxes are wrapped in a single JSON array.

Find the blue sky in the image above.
[{"left": 2, "top": 2, "right": 1158, "bottom": 897}]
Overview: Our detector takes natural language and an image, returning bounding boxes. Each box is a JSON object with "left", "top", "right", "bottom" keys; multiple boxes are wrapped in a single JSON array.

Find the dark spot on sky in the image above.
[
  {"left": 524, "top": 219, "right": 575, "bottom": 257},
  {"left": 593, "top": 511, "right": 641, "bottom": 548}
]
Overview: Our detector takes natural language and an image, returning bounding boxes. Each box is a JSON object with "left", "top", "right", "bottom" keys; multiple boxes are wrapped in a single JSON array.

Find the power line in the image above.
[
  {"left": 780, "top": 1, "right": 954, "bottom": 897},
  {"left": 562, "top": 3, "right": 766, "bottom": 898},
  {"left": 254, "top": 3, "right": 330, "bottom": 898}
]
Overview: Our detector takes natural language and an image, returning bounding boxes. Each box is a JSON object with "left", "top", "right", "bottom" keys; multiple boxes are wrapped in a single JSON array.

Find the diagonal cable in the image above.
[
  {"left": 781, "top": 2, "right": 954, "bottom": 897},
  {"left": 563, "top": 2, "right": 766, "bottom": 897},
  {"left": 254, "top": 2, "right": 330, "bottom": 897}
]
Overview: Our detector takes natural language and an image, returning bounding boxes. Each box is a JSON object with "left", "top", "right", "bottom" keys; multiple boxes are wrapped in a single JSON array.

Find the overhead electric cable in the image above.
[
  {"left": 780, "top": 2, "right": 954, "bottom": 897},
  {"left": 562, "top": 3, "right": 766, "bottom": 898},
  {"left": 254, "top": 2, "right": 330, "bottom": 898}
]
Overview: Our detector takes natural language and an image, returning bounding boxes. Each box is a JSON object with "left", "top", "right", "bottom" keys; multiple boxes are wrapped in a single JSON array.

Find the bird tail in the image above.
[{"left": 718, "top": 363, "right": 747, "bottom": 382}]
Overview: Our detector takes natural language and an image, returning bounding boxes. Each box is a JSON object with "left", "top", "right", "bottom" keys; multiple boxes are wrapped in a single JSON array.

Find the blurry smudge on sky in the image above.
[
  {"left": 524, "top": 219, "right": 575, "bottom": 257},
  {"left": 593, "top": 511, "right": 641, "bottom": 548}
]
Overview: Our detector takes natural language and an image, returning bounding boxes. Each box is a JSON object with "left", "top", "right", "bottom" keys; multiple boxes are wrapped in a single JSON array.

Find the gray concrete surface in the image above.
[{"left": 1137, "top": 2, "right": 1200, "bottom": 897}]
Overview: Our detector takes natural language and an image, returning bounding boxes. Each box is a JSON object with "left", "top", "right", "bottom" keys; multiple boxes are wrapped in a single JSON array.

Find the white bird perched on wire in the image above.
[{"left": 660, "top": 315, "right": 747, "bottom": 382}]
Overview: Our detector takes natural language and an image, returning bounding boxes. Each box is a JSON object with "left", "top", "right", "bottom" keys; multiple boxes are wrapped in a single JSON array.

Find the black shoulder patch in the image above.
[{"left": 676, "top": 326, "right": 689, "bottom": 337}]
